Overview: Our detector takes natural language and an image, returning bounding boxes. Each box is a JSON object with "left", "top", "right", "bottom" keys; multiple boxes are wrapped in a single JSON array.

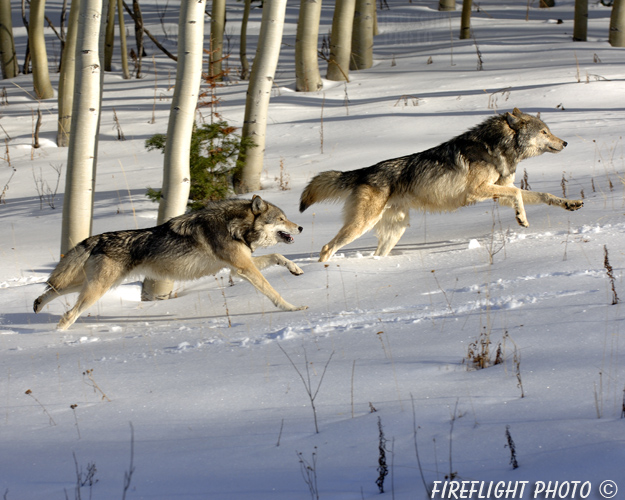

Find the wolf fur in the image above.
[
  {"left": 34, "top": 196, "right": 307, "bottom": 330},
  {"left": 300, "top": 108, "right": 583, "bottom": 262}
]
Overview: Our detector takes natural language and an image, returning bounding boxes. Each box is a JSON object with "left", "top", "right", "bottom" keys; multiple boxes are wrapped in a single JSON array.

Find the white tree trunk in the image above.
[
  {"left": 439, "top": 0, "right": 455, "bottom": 11},
  {"left": 295, "top": 0, "right": 323, "bottom": 92},
  {"left": 459, "top": 0, "right": 472, "bottom": 39},
  {"left": 142, "top": 0, "right": 206, "bottom": 301},
  {"left": 350, "top": 0, "right": 373, "bottom": 71},
  {"left": 573, "top": 0, "right": 588, "bottom": 41},
  {"left": 240, "top": 0, "right": 252, "bottom": 80},
  {"left": 60, "top": 0, "right": 105, "bottom": 256},
  {"left": 104, "top": 0, "right": 116, "bottom": 70},
  {"left": 57, "top": 0, "right": 81, "bottom": 146},
  {"left": 610, "top": 0, "right": 625, "bottom": 47},
  {"left": 210, "top": 0, "right": 225, "bottom": 80},
  {"left": 0, "top": 0, "right": 18, "bottom": 79},
  {"left": 326, "top": 0, "right": 355, "bottom": 82},
  {"left": 235, "top": 0, "right": 287, "bottom": 193},
  {"left": 117, "top": 0, "right": 130, "bottom": 78},
  {"left": 29, "top": 0, "right": 55, "bottom": 99}
]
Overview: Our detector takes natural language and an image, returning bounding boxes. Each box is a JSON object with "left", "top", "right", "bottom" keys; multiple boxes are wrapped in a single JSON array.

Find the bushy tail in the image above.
[
  {"left": 46, "top": 238, "right": 96, "bottom": 290},
  {"left": 299, "top": 170, "right": 354, "bottom": 212}
]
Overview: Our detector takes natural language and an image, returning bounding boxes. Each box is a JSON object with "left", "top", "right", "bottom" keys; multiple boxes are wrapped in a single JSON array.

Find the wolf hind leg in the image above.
[
  {"left": 319, "top": 186, "right": 389, "bottom": 262},
  {"left": 34, "top": 284, "right": 83, "bottom": 313},
  {"left": 56, "top": 259, "right": 125, "bottom": 330},
  {"left": 374, "top": 206, "right": 410, "bottom": 257}
]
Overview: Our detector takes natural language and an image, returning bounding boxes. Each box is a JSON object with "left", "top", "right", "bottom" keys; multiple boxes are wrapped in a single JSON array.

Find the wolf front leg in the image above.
[
  {"left": 252, "top": 254, "right": 304, "bottom": 276},
  {"left": 475, "top": 184, "right": 530, "bottom": 227},
  {"left": 520, "top": 190, "right": 583, "bottom": 211},
  {"left": 236, "top": 264, "right": 307, "bottom": 311}
]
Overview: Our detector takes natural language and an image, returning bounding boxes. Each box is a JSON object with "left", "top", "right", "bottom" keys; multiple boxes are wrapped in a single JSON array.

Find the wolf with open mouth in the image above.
[{"left": 34, "top": 195, "right": 307, "bottom": 330}]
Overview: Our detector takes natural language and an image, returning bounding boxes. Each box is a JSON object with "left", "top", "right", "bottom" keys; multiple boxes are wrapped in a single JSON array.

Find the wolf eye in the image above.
[{"left": 541, "top": 130, "right": 548, "bottom": 135}]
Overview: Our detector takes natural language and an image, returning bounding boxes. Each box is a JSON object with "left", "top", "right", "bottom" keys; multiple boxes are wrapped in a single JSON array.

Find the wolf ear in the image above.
[
  {"left": 505, "top": 112, "right": 523, "bottom": 130},
  {"left": 512, "top": 107, "right": 524, "bottom": 117},
  {"left": 251, "top": 194, "right": 268, "bottom": 215}
]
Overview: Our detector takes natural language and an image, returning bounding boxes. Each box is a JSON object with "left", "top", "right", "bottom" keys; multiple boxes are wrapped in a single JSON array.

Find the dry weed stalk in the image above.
[
  {"left": 411, "top": 394, "right": 432, "bottom": 498},
  {"left": 376, "top": 416, "right": 389, "bottom": 493},
  {"left": 72, "top": 452, "right": 98, "bottom": 499},
  {"left": 297, "top": 447, "right": 319, "bottom": 500},
  {"left": 82, "top": 369, "right": 111, "bottom": 402},
  {"left": 520, "top": 168, "right": 531, "bottom": 190},
  {"left": 603, "top": 246, "right": 619, "bottom": 305},
  {"left": 32, "top": 163, "right": 62, "bottom": 209},
  {"left": 275, "top": 158, "right": 290, "bottom": 190},
  {"left": 465, "top": 326, "right": 503, "bottom": 370},
  {"left": 24, "top": 389, "right": 56, "bottom": 426},
  {"left": 216, "top": 277, "right": 232, "bottom": 327},
  {"left": 113, "top": 108, "right": 126, "bottom": 140},
  {"left": 277, "top": 344, "right": 334, "bottom": 433},
  {"left": 594, "top": 371, "right": 603, "bottom": 419},
  {"left": 71, "top": 404, "right": 81, "bottom": 439},
  {"left": 505, "top": 425, "right": 519, "bottom": 469},
  {"left": 122, "top": 423, "right": 136, "bottom": 500}
]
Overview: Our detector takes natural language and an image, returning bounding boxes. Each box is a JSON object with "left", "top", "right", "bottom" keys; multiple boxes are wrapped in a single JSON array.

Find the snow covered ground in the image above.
[{"left": 1, "top": 1, "right": 624, "bottom": 498}]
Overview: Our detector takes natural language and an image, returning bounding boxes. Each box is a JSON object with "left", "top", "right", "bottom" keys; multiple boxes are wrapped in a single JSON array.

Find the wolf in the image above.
[
  {"left": 34, "top": 196, "right": 307, "bottom": 330},
  {"left": 300, "top": 108, "right": 583, "bottom": 262}
]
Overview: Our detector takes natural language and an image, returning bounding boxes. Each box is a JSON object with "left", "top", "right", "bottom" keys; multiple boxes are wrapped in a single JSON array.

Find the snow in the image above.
[{"left": 1, "top": 1, "right": 624, "bottom": 499}]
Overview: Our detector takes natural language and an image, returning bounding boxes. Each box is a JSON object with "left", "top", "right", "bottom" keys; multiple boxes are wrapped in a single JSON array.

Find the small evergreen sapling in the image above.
[{"left": 145, "top": 121, "right": 255, "bottom": 210}]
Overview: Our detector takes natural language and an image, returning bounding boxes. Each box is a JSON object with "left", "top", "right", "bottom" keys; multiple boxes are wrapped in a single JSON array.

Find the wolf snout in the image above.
[
  {"left": 562, "top": 141, "right": 568, "bottom": 147},
  {"left": 298, "top": 226, "right": 303, "bottom": 233}
]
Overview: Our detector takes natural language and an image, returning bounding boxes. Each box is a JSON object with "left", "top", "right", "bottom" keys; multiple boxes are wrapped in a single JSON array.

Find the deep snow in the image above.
[{"left": 1, "top": 1, "right": 624, "bottom": 499}]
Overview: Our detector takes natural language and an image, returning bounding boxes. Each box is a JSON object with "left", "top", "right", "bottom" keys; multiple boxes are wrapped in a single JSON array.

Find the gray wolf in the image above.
[
  {"left": 300, "top": 108, "right": 583, "bottom": 262},
  {"left": 34, "top": 196, "right": 307, "bottom": 330}
]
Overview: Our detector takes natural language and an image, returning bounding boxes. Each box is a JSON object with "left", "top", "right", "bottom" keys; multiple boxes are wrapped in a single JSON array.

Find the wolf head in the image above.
[
  {"left": 506, "top": 108, "right": 567, "bottom": 159},
  {"left": 250, "top": 195, "right": 303, "bottom": 249}
]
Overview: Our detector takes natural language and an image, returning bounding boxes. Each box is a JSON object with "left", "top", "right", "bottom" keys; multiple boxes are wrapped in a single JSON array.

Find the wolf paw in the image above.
[
  {"left": 516, "top": 217, "right": 529, "bottom": 228},
  {"left": 33, "top": 298, "right": 42, "bottom": 313},
  {"left": 287, "top": 263, "right": 304, "bottom": 276},
  {"left": 564, "top": 200, "right": 583, "bottom": 211}
]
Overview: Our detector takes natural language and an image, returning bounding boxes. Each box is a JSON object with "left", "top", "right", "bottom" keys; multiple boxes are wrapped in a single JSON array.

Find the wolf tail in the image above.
[
  {"left": 299, "top": 170, "right": 355, "bottom": 212},
  {"left": 46, "top": 239, "right": 95, "bottom": 290}
]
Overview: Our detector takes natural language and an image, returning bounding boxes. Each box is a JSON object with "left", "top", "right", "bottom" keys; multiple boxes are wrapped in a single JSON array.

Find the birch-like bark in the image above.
[
  {"left": 459, "top": 0, "right": 472, "bottom": 39},
  {"left": 60, "top": 0, "right": 104, "bottom": 256},
  {"left": 295, "top": 0, "right": 323, "bottom": 92},
  {"left": 104, "top": 0, "right": 116, "bottom": 70},
  {"left": 0, "top": 0, "right": 18, "bottom": 79},
  {"left": 210, "top": 0, "right": 225, "bottom": 80},
  {"left": 326, "top": 0, "right": 355, "bottom": 82},
  {"left": 57, "top": 0, "right": 81, "bottom": 146},
  {"left": 350, "top": 0, "right": 373, "bottom": 71},
  {"left": 117, "top": 0, "right": 130, "bottom": 78},
  {"left": 610, "top": 0, "right": 625, "bottom": 47},
  {"left": 142, "top": 0, "right": 206, "bottom": 301},
  {"left": 240, "top": 0, "right": 252, "bottom": 80},
  {"left": 438, "top": 0, "right": 455, "bottom": 11},
  {"left": 234, "top": 0, "right": 288, "bottom": 193},
  {"left": 30, "top": 0, "right": 55, "bottom": 98},
  {"left": 573, "top": 0, "right": 587, "bottom": 41}
]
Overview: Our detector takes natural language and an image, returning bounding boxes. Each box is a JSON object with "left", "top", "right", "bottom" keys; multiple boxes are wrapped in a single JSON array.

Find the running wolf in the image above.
[
  {"left": 300, "top": 108, "right": 583, "bottom": 262},
  {"left": 34, "top": 196, "right": 307, "bottom": 330}
]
